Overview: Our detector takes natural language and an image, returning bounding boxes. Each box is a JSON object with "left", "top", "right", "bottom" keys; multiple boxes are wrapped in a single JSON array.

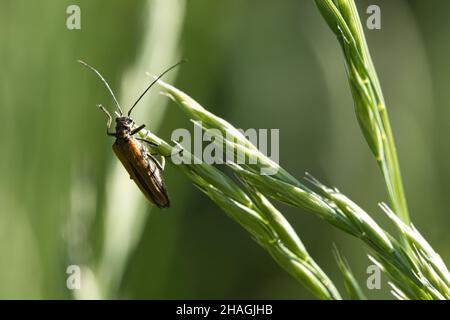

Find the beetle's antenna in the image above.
[
  {"left": 78, "top": 60, "right": 124, "bottom": 116},
  {"left": 127, "top": 59, "right": 187, "bottom": 117}
]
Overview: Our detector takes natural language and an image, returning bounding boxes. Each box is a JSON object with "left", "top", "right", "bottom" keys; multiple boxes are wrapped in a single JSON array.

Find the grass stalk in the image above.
[
  {"left": 136, "top": 128, "right": 341, "bottom": 300},
  {"left": 314, "top": 0, "right": 411, "bottom": 226},
  {"left": 333, "top": 246, "right": 367, "bottom": 300},
  {"left": 151, "top": 78, "right": 450, "bottom": 299}
]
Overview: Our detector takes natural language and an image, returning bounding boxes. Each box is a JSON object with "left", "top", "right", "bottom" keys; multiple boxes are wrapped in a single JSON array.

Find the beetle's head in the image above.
[{"left": 115, "top": 116, "right": 134, "bottom": 138}]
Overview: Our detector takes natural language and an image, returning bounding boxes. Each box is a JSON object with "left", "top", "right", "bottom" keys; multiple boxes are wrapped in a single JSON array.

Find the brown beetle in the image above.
[{"left": 79, "top": 60, "right": 184, "bottom": 208}]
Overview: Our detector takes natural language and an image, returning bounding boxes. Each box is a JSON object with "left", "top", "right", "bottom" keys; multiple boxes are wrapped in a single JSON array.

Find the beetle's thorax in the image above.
[{"left": 115, "top": 116, "right": 134, "bottom": 139}]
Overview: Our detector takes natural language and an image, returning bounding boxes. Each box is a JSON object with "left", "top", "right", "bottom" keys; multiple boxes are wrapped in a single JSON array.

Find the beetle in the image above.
[{"left": 78, "top": 59, "right": 184, "bottom": 208}]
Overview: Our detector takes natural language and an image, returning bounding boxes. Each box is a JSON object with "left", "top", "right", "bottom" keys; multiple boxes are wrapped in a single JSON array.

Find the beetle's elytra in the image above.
[{"left": 79, "top": 59, "right": 185, "bottom": 208}]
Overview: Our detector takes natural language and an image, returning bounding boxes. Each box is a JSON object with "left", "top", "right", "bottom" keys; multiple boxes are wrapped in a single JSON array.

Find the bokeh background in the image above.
[{"left": 0, "top": 0, "right": 449, "bottom": 299}]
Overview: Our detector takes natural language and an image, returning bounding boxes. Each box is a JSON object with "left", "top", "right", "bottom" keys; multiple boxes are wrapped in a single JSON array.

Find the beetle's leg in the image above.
[
  {"left": 98, "top": 104, "right": 116, "bottom": 136},
  {"left": 148, "top": 153, "right": 165, "bottom": 171},
  {"left": 131, "top": 124, "right": 146, "bottom": 136},
  {"left": 138, "top": 139, "right": 164, "bottom": 170},
  {"left": 162, "top": 148, "right": 184, "bottom": 160},
  {"left": 138, "top": 137, "right": 183, "bottom": 160},
  {"left": 169, "top": 140, "right": 184, "bottom": 158},
  {"left": 136, "top": 137, "right": 158, "bottom": 147}
]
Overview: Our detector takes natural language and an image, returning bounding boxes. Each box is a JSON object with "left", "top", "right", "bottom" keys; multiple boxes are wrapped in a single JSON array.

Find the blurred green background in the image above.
[{"left": 0, "top": 0, "right": 449, "bottom": 299}]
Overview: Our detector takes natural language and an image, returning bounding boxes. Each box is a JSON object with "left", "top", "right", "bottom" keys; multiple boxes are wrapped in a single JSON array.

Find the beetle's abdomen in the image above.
[{"left": 112, "top": 137, "right": 170, "bottom": 208}]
